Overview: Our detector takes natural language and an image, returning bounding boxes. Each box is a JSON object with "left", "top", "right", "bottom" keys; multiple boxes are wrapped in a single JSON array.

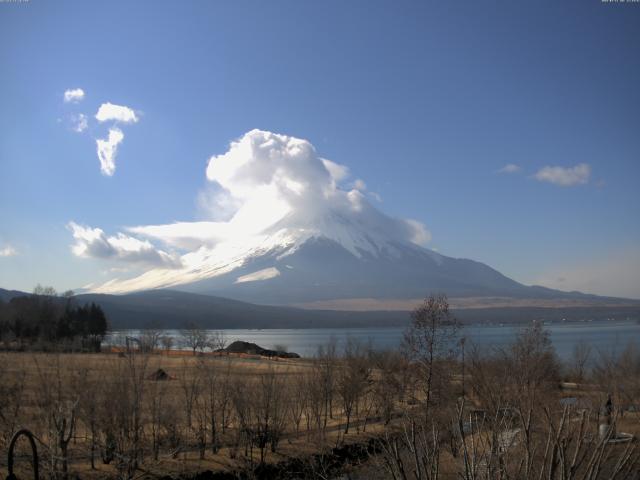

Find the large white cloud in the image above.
[
  {"left": 95, "top": 102, "right": 139, "bottom": 123},
  {"left": 64, "top": 88, "right": 85, "bottom": 103},
  {"left": 68, "top": 222, "right": 182, "bottom": 269},
  {"left": 205, "top": 129, "right": 331, "bottom": 205},
  {"left": 96, "top": 128, "right": 124, "bottom": 176},
  {"left": 135, "top": 129, "right": 430, "bottom": 250},
  {"left": 534, "top": 163, "right": 590, "bottom": 186}
]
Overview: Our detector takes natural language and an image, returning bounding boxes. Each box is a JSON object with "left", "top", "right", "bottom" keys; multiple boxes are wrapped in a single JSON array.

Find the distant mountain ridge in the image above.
[
  {"left": 0, "top": 288, "right": 29, "bottom": 303},
  {"left": 2, "top": 287, "right": 639, "bottom": 330}
]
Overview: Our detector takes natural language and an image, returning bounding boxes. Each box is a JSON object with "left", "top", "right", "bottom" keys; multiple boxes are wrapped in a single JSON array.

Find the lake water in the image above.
[{"left": 108, "top": 319, "right": 640, "bottom": 360}]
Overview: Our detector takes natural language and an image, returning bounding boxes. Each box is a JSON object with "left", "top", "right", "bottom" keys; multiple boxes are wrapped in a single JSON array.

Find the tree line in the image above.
[{"left": 0, "top": 285, "right": 108, "bottom": 351}]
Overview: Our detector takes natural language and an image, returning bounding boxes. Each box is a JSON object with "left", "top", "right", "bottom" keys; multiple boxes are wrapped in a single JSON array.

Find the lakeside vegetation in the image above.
[{"left": 0, "top": 293, "right": 638, "bottom": 479}]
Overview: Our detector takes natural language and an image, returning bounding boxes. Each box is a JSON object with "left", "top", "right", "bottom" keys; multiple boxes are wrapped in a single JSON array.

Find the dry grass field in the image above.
[
  {"left": 1, "top": 310, "right": 639, "bottom": 480},
  {"left": 1, "top": 348, "right": 402, "bottom": 479}
]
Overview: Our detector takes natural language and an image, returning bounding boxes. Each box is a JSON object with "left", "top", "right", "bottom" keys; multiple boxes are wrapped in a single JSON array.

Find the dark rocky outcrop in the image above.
[{"left": 223, "top": 340, "right": 300, "bottom": 359}]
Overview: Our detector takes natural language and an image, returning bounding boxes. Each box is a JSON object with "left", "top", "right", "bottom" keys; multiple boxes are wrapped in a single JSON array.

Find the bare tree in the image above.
[
  {"left": 403, "top": 293, "right": 459, "bottom": 414},
  {"left": 146, "top": 369, "right": 170, "bottom": 461},
  {"left": 207, "top": 330, "right": 227, "bottom": 352},
  {"left": 371, "top": 350, "right": 406, "bottom": 425},
  {"left": 337, "top": 338, "right": 372, "bottom": 434},
  {"left": 314, "top": 337, "right": 338, "bottom": 429},
  {"left": 33, "top": 354, "right": 79, "bottom": 480},
  {"left": 288, "top": 371, "right": 309, "bottom": 437},
  {"left": 74, "top": 366, "right": 101, "bottom": 469},
  {"left": 139, "top": 321, "right": 164, "bottom": 353},
  {"left": 198, "top": 357, "right": 221, "bottom": 454},
  {"left": 252, "top": 368, "right": 287, "bottom": 462},
  {"left": 160, "top": 335, "right": 174, "bottom": 353},
  {"left": 0, "top": 353, "right": 26, "bottom": 450},
  {"left": 98, "top": 351, "right": 149, "bottom": 479},
  {"left": 180, "top": 322, "right": 208, "bottom": 355},
  {"left": 179, "top": 358, "right": 201, "bottom": 429},
  {"left": 570, "top": 340, "right": 592, "bottom": 382},
  {"left": 305, "top": 367, "right": 326, "bottom": 440}
]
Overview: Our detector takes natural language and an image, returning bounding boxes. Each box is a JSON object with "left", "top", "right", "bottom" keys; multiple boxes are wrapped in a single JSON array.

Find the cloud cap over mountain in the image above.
[{"left": 73, "top": 129, "right": 433, "bottom": 294}]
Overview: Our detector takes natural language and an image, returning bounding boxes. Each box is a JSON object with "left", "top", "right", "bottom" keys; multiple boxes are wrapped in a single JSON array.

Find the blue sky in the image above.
[{"left": 1, "top": 0, "right": 639, "bottom": 298}]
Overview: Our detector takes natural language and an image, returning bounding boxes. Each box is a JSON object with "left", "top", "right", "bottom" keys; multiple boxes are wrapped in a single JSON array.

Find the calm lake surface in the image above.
[{"left": 108, "top": 320, "right": 640, "bottom": 360}]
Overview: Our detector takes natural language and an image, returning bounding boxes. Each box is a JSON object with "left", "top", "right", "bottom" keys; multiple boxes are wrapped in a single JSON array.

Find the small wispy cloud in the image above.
[
  {"left": 497, "top": 163, "right": 521, "bottom": 174},
  {"left": 369, "top": 191, "right": 382, "bottom": 203},
  {"left": 96, "top": 127, "right": 124, "bottom": 176},
  {"left": 70, "top": 113, "right": 88, "bottom": 133},
  {"left": 405, "top": 219, "right": 431, "bottom": 247},
  {"left": 63, "top": 88, "right": 85, "bottom": 103},
  {"left": 353, "top": 178, "right": 367, "bottom": 191},
  {"left": 95, "top": 102, "right": 139, "bottom": 124},
  {"left": 321, "top": 158, "right": 350, "bottom": 184},
  {"left": 68, "top": 222, "right": 182, "bottom": 269},
  {"left": 0, "top": 244, "right": 17, "bottom": 257},
  {"left": 533, "top": 163, "right": 591, "bottom": 186}
]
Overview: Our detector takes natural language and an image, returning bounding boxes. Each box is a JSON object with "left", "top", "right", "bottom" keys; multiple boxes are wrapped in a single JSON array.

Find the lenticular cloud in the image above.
[{"left": 77, "top": 129, "right": 432, "bottom": 293}]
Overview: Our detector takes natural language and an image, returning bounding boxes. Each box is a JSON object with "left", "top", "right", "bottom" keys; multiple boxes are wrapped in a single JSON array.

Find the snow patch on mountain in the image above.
[{"left": 235, "top": 267, "right": 281, "bottom": 284}]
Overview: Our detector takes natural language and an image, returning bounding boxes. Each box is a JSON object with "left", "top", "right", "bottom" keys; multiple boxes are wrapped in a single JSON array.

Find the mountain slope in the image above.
[
  {"left": 89, "top": 227, "right": 616, "bottom": 306},
  {"left": 176, "top": 236, "right": 586, "bottom": 305}
]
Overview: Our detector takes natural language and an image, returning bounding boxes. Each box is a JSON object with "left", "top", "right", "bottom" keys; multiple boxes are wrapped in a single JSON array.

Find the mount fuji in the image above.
[{"left": 73, "top": 130, "right": 623, "bottom": 308}]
